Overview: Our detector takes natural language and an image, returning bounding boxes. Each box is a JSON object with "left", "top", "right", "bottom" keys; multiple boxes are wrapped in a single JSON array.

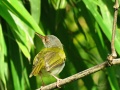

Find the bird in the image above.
[{"left": 29, "top": 32, "right": 66, "bottom": 87}]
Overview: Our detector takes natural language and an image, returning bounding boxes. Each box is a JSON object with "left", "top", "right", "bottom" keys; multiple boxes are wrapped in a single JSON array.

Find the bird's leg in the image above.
[
  {"left": 38, "top": 74, "right": 45, "bottom": 90},
  {"left": 39, "top": 73, "right": 45, "bottom": 86},
  {"left": 51, "top": 74, "right": 62, "bottom": 88}
]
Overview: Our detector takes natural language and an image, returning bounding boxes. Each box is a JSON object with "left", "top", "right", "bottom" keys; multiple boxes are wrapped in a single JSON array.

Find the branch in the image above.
[
  {"left": 36, "top": 59, "right": 120, "bottom": 90},
  {"left": 109, "top": 0, "right": 119, "bottom": 60}
]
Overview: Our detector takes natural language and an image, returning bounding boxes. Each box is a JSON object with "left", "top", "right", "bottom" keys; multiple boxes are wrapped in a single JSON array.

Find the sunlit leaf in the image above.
[{"left": 0, "top": 22, "right": 8, "bottom": 90}]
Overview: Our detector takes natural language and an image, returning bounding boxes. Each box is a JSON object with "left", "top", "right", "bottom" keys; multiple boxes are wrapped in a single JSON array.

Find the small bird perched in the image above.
[{"left": 29, "top": 32, "right": 66, "bottom": 87}]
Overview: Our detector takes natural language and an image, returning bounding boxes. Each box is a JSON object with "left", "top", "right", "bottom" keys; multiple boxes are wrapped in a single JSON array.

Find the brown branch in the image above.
[
  {"left": 36, "top": 59, "right": 120, "bottom": 90},
  {"left": 109, "top": 0, "right": 119, "bottom": 60}
]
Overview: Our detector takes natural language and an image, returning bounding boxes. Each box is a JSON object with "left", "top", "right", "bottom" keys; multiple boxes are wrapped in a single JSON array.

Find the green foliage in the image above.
[{"left": 0, "top": 0, "right": 120, "bottom": 90}]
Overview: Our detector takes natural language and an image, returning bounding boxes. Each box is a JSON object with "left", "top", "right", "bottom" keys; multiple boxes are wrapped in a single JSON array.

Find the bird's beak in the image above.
[{"left": 35, "top": 32, "right": 45, "bottom": 39}]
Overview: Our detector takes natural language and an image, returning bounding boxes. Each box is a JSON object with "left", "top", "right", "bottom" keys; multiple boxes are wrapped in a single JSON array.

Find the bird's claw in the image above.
[{"left": 56, "top": 78, "right": 62, "bottom": 88}]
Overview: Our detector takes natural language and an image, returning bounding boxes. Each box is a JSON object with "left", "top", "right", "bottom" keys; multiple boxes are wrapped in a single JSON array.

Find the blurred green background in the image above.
[{"left": 0, "top": 0, "right": 120, "bottom": 90}]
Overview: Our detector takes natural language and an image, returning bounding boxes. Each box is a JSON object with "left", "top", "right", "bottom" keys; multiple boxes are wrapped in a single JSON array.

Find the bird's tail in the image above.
[{"left": 29, "top": 65, "right": 42, "bottom": 78}]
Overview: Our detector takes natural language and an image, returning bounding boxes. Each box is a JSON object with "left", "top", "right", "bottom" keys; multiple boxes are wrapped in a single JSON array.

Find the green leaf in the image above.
[
  {"left": 83, "top": 0, "right": 120, "bottom": 55},
  {"left": 0, "top": 22, "right": 8, "bottom": 90},
  {"left": 30, "top": 0, "right": 41, "bottom": 24},
  {"left": 0, "top": 5, "right": 31, "bottom": 59},
  {"left": 0, "top": 0, "right": 44, "bottom": 35},
  {"left": 50, "top": 0, "right": 67, "bottom": 10},
  {"left": 10, "top": 60, "right": 21, "bottom": 90}
]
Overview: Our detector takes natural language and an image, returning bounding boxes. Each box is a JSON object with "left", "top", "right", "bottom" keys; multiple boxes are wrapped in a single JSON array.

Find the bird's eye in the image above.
[
  {"left": 44, "top": 37, "right": 48, "bottom": 43},
  {"left": 44, "top": 38, "right": 46, "bottom": 41}
]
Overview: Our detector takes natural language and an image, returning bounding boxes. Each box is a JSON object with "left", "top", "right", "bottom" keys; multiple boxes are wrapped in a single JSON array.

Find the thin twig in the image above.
[
  {"left": 109, "top": 0, "right": 119, "bottom": 60},
  {"left": 36, "top": 59, "right": 120, "bottom": 90}
]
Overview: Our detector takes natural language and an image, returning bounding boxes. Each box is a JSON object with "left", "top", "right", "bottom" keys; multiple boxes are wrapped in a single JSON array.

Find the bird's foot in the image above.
[
  {"left": 50, "top": 74, "right": 62, "bottom": 88},
  {"left": 56, "top": 78, "right": 62, "bottom": 88}
]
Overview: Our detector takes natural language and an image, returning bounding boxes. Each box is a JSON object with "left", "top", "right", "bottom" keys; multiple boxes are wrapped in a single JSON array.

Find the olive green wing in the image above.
[
  {"left": 29, "top": 48, "right": 47, "bottom": 77},
  {"left": 44, "top": 48, "right": 66, "bottom": 72}
]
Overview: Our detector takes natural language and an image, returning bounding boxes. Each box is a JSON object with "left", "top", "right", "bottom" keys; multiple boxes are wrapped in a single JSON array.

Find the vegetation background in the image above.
[{"left": 0, "top": 0, "right": 120, "bottom": 90}]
